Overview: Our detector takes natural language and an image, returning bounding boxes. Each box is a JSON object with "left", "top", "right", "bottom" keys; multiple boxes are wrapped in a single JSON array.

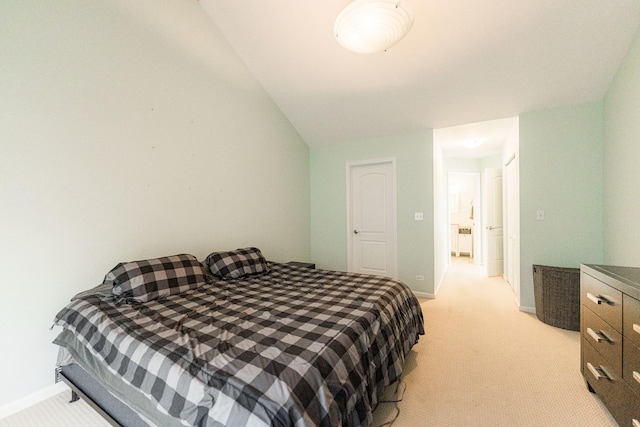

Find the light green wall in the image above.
[
  {"left": 519, "top": 102, "right": 604, "bottom": 308},
  {"left": 310, "top": 131, "right": 434, "bottom": 294},
  {"left": 603, "top": 29, "right": 640, "bottom": 265},
  {"left": 0, "top": 0, "right": 309, "bottom": 407}
]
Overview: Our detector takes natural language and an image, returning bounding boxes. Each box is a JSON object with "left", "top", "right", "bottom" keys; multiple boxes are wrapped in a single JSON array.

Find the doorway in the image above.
[
  {"left": 448, "top": 172, "right": 480, "bottom": 265},
  {"left": 433, "top": 116, "right": 520, "bottom": 302}
]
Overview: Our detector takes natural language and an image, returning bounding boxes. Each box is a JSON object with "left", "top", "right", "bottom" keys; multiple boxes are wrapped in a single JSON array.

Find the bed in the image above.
[{"left": 52, "top": 249, "right": 424, "bottom": 427}]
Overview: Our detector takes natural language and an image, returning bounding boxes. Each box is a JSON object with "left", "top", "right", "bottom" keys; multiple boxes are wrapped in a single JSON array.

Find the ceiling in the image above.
[
  {"left": 199, "top": 1, "right": 640, "bottom": 152},
  {"left": 436, "top": 116, "right": 516, "bottom": 159}
]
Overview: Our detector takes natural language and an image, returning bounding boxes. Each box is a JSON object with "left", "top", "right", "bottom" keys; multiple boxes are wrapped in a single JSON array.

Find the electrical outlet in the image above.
[
  {"left": 416, "top": 275, "right": 425, "bottom": 281},
  {"left": 415, "top": 212, "right": 424, "bottom": 221},
  {"left": 536, "top": 210, "right": 545, "bottom": 221}
]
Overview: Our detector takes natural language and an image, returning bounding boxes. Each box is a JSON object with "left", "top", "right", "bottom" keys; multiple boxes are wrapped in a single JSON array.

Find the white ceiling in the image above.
[
  {"left": 436, "top": 116, "right": 517, "bottom": 159},
  {"left": 199, "top": 1, "right": 640, "bottom": 151}
]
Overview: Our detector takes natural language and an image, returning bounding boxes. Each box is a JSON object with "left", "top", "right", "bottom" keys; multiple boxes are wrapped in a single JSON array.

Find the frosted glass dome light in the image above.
[{"left": 334, "top": 0, "right": 414, "bottom": 54}]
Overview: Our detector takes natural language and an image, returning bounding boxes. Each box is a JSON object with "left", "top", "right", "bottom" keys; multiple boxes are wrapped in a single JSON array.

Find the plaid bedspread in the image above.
[{"left": 54, "top": 262, "right": 424, "bottom": 427}]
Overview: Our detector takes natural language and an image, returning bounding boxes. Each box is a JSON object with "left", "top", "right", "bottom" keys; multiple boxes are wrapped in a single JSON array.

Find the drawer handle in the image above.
[
  {"left": 634, "top": 371, "right": 640, "bottom": 385},
  {"left": 586, "top": 327, "right": 610, "bottom": 343},
  {"left": 586, "top": 292, "right": 609, "bottom": 305},
  {"left": 587, "top": 362, "right": 611, "bottom": 381},
  {"left": 634, "top": 419, "right": 640, "bottom": 427}
]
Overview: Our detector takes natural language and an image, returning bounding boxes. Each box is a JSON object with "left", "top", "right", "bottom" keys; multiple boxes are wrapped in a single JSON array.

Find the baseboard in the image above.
[
  {"left": 412, "top": 290, "right": 435, "bottom": 299},
  {"left": 519, "top": 305, "right": 536, "bottom": 314},
  {"left": 0, "top": 382, "right": 69, "bottom": 420}
]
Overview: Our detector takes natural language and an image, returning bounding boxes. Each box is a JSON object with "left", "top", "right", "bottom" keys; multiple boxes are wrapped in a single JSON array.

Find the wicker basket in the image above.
[{"left": 532, "top": 264, "right": 580, "bottom": 331}]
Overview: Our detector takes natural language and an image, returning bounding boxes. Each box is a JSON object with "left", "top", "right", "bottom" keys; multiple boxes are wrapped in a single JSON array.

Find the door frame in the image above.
[
  {"left": 346, "top": 158, "right": 398, "bottom": 278},
  {"left": 504, "top": 152, "right": 520, "bottom": 302}
]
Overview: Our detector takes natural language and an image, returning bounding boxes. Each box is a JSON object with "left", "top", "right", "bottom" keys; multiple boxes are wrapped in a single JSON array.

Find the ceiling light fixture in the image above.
[
  {"left": 334, "top": 0, "right": 414, "bottom": 54},
  {"left": 464, "top": 139, "right": 482, "bottom": 149}
]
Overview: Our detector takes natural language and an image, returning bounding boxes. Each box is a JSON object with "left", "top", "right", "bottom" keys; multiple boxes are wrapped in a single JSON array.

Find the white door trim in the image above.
[
  {"left": 504, "top": 151, "right": 521, "bottom": 303},
  {"left": 346, "top": 158, "right": 398, "bottom": 278}
]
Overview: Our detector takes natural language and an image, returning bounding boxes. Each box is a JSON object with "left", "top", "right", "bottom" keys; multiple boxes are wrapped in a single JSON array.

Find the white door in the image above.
[
  {"left": 347, "top": 160, "right": 397, "bottom": 279},
  {"left": 485, "top": 168, "right": 504, "bottom": 277}
]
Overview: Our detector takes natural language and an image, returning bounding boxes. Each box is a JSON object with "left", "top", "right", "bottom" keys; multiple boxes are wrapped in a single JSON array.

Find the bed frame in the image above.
[{"left": 55, "top": 364, "right": 149, "bottom": 427}]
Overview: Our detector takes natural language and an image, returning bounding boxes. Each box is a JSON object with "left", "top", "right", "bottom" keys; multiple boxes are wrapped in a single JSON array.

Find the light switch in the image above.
[
  {"left": 536, "top": 210, "right": 545, "bottom": 221},
  {"left": 415, "top": 212, "right": 424, "bottom": 221}
]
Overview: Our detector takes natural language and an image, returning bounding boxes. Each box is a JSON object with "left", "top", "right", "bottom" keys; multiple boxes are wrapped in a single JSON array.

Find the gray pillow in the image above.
[
  {"left": 205, "top": 247, "right": 270, "bottom": 280},
  {"left": 105, "top": 254, "right": 208, "bottom": 302}
]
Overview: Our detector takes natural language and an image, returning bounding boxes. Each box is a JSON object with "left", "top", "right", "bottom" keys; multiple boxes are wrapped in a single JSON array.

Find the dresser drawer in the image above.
[
  {"left": 625, "top": 338, "right": 640, "bottom": 396},
  {"left": 620, "top": 380, "right": 640, "bottom": 427},
  {"left": 582, "top": 305, "right": 622, "bottom": 376},
  {"left": 583, "top": 337, "right": 629, "bottom": 424},
  {"left": 582, "top": 272, "right": 622, "bottom": 332},
  {"left": 622, "top": 382, "right": 640, "bottom": 427},
  {"left": 625, "top": 295, "right": 640, "bottom": 349}
]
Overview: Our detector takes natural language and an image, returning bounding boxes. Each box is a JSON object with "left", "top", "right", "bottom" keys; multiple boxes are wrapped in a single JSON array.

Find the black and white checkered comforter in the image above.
[{"left": 54, "top": 262, "right": 424, "bottom": 427}]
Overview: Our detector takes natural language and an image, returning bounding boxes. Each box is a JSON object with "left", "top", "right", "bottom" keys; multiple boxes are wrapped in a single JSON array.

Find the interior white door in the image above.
[
  {"left": 485, "top": 168, "right": 504, "bottom": 277},
  {"left": 348, "top": 160, "right": 397, "bottom": 278}
]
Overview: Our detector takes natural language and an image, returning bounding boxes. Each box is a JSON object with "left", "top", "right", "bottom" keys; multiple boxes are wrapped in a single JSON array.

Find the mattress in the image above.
[{"left": 53, "top": 262, "right": 424, "bottom": 426}]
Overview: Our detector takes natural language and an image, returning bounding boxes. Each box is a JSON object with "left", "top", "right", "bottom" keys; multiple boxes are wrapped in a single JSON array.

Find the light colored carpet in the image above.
[
  {"left": 0, "top": 391, "right": 109, "bottom": 427},
  {"left": 373, "top": 258, "right": 616, "bottom": 427},
  {"left": 1, "top": 258, "right": 617, "bottom": 426}
]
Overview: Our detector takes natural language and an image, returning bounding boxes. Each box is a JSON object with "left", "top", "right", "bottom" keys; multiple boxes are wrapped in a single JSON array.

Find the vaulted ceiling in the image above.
[{"left": 200, "top": 1, "right": 640, "bottom": 150}]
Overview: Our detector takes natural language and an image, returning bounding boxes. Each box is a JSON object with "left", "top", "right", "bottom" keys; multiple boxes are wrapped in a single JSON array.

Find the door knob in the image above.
[{"left": 354, "top": 229, "right": 360, "bottom": 235}]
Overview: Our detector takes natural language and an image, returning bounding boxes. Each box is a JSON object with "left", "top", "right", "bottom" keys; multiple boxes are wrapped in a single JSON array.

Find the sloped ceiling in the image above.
[{"left": 199, "top": 1, "right": 640, "bottom": 149}]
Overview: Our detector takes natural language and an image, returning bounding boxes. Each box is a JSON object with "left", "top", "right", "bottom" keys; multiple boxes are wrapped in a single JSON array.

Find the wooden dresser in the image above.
[{"left": 581, "top": 264, "right": 640, "bottom": 426}]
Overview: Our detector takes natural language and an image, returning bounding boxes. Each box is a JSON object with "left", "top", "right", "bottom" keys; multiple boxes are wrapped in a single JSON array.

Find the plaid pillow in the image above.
[
  {"left": 105, "top": 254, "right": 208, "bottom": 302},
  {"left": 205, "top": 247, "right": 270, "bottom": 279}
]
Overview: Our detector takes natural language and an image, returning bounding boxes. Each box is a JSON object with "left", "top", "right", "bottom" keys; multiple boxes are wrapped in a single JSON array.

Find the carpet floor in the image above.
[
  {"left": 0, "top": 258, "right": 617, "bottom": 426},
  {"left": 372, "top": 257, "right": 616, "bottom": 426}
]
